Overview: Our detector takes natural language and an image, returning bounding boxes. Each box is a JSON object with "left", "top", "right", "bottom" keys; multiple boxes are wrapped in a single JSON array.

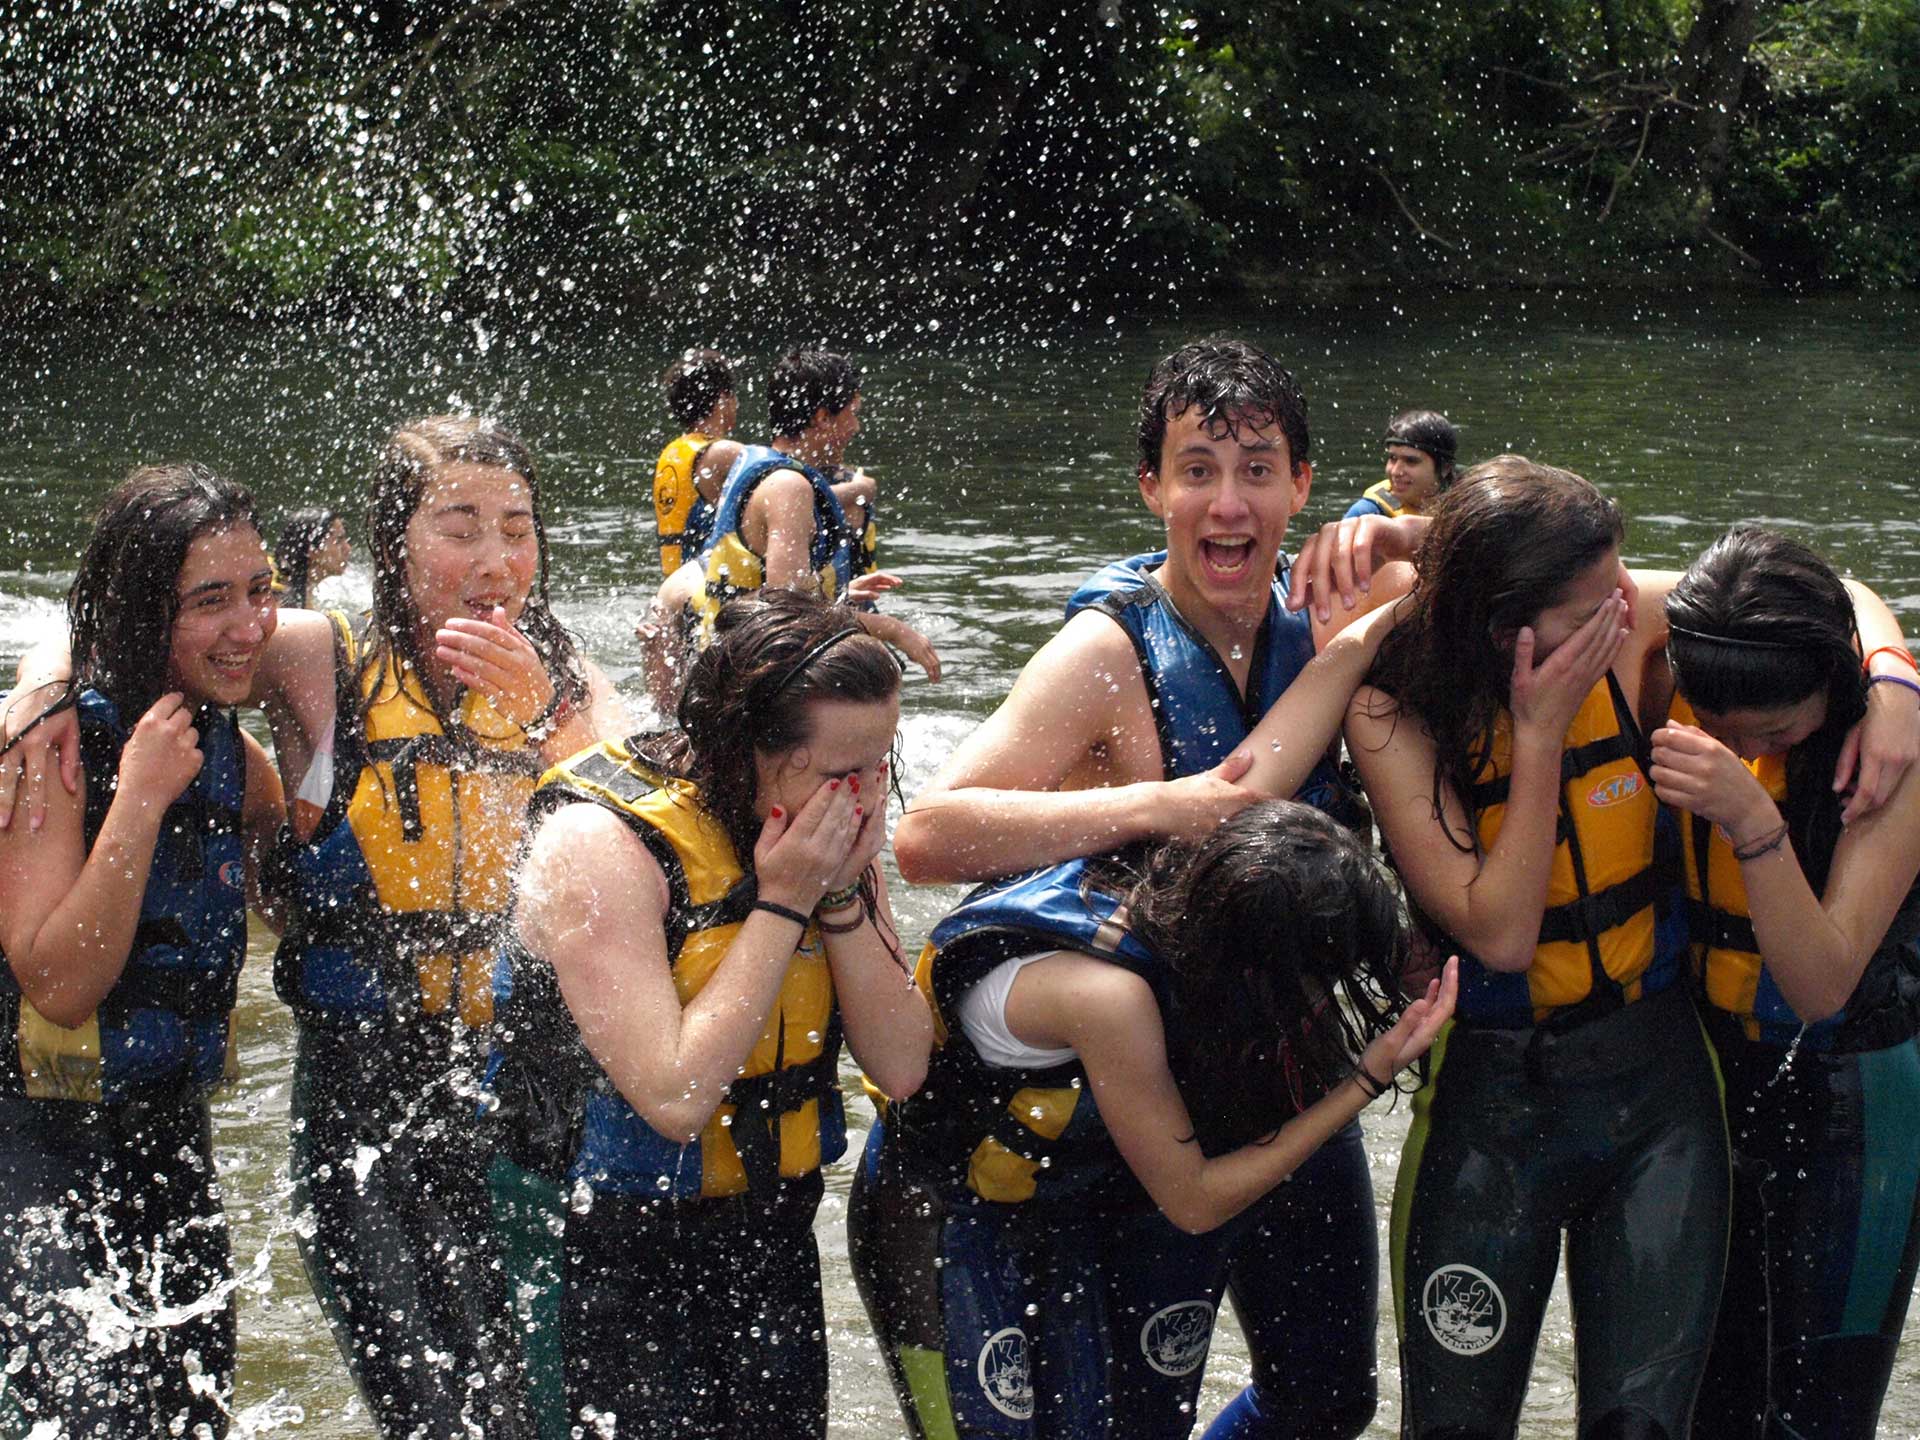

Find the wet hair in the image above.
[
  {"left": 1384, "top": 409, "right": 1459, "bottom": 489},
  {"left": 1366, "top": 456, "right": 1625, "bottom": 850},
  {"left": 1137, "top": 338, "right": 1310, "bottom": 477},
  {"left": 663, "top": 348, "right": 736, "bottom": 431},
  {"left": 1126, "top": 802, "right": 1409, "bottom": 1152},
  {"left": 769, "top": 350, "right": 860, "bottom": 439},
  {"left": 276, "top": 506, "right": 343, "bottom": 608},
  {"left": 643, "top": 589, "right": 901, "bottom": 862},
  {"left": 69, "top": 462, "right": 263, "bottom": 716},
  {"left": 360, "top": 416, "right": 585, "bottom": 731},
  {"left": 1666, "top": 525, "right": 1866, "bottom": 888}
]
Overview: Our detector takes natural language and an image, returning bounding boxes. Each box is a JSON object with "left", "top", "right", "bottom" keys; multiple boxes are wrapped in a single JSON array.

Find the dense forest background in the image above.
[{"left": 3, "top": 0, "right": 1915, "bottom": 321}]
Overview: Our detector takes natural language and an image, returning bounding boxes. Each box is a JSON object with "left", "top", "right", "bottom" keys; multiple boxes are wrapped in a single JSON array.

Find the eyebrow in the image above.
[
  {"left": 1175, "top": 438, "right": 1279, "bottom": 457},
  {"left": 179, "top": 566, "right": 275, "bottom": 602}
]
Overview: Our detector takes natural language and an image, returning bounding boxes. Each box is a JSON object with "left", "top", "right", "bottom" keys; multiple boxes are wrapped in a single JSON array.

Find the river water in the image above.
[{"left": 1, "top": 290, "right": 1916, "bottom": 1435}]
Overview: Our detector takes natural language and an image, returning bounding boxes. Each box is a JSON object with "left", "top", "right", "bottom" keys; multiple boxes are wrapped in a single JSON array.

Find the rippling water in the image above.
[{"left": 2, "top": 290, "right": 1916, "bottom": 1435}]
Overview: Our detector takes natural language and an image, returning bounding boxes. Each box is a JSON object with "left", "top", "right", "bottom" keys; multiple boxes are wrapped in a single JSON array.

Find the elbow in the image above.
[
  {"left": 629, "top": 1089, "right": 721, "bottom": 1146},
  {"left": 867, "top": 1054, "right": 929, "bottom": 1105},
  {"left": 1159, "top": 1198, "right": 1228, "bottom": 1236},
  {"left": 892, "top": 815, "right": 943, "bottom": 885},
  {"left": 26, "top": 989, "right": 99, "bottom": 1031}
]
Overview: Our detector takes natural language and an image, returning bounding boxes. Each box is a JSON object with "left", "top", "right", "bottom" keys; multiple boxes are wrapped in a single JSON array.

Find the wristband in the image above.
[
  {"left": 1350, "top": 1063, "right": 1389, "bottom": 1101},
  {"left": 816, "top": 909, "right": 868, "bottom": 935},
  {"left": 1867, "top": 673, "right": 1920, "bottom": 702},
  {"left": 819, "top": 878, "right": 866, "bottom": 913},
  {"left": 524, "top": 687, "right": 574, "bottom": 741},
  {"left": 1731, "top": 821, "right": 1790, "bottom": 862},
  {"left": 752, "top": 899, "right": 810, "bottom": 929},
  {"left": 1863, "top": 645, "right": 1918, "bottom": 675}
]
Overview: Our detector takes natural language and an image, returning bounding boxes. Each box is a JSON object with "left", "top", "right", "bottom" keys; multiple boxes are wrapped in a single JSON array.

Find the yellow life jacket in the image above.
[
  {"left": 1358, "top": 478, "right": 1408, "bottom": 518},
  {"left": 652, "top": 431, "right": 717, "bottom": 575},
  {"left": 270, "top": 613, "right": 542, "bottom": 1028},
  {"left": 1451, "top": 673, "right": 1679, "bottom": 1025},
  {"left": 504, "top": 741, "right": 844, "bottom": 1198}
]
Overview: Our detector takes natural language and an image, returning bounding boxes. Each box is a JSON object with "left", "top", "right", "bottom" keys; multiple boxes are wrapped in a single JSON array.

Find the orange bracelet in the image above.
[{"left": 1862, "top": 645, "right": 1918, "bottom": 674}]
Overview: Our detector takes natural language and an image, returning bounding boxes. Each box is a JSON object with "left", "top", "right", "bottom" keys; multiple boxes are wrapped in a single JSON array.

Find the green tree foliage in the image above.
[{"left": 0, "top": 0, "right": 1912, "bottom": 314}]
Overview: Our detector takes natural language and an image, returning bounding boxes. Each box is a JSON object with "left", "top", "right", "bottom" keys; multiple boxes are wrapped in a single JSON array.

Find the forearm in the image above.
[
  {"left": 1240, "top": 626, "right": 1377, "bottom": 797},
  {"left": 15, "top": 803, "right": 161, "bottom": 1025},
  {"left": 599, "top": 910, "right": 810, "bottom": 1140},
  {"left": 1847, "top": 580, "right": 1912, "bottom": 667},
  {"left": 1740, "top": 844, "right": 1859, "bottom": 1023},
  {"left": 896, "top": 783, "right": 1163, "bottom": 884},
  {"left": 1430, "top": 733, "right": 1564, "bottom": 971},
  {"left": 1160, "top": 1076, "right": 1375, "bottom": 1234},
  {"left": 825, "top": 899, "right": 931, "bottom": 1101}
]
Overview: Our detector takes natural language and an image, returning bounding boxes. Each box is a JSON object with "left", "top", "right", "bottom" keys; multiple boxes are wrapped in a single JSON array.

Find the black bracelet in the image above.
[
  {"left": 1350, "top": 1064, "right": 1389, "bottom": 1101},
  {"left": 1732, "top": 821, "right": 1790, "bottom": 862},
  {"left": 753, "top": 899, "right": 811, "bottom": 929}
]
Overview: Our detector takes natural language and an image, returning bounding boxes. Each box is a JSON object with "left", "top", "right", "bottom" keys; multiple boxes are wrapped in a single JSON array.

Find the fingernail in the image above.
[
  {"left": 30, "top": 813, "right": 42, "bottom": 832},
  {"left": 770, "top": 805, "right": 784, "bottom": 819},
  {"left": 849, "top": 776, "right": 860, "bottom": 793},
  {"left": 855, "top": 805, "right": 864, "bottom": 818},
  {"left": 829, "top": 779, "right": 840, "bottom": 790}
]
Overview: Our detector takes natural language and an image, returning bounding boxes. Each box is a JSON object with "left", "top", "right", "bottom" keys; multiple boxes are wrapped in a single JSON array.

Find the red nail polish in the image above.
[
  {"left": 849, "top": 775, "right": 860, "bottom": 793},
  {"left": 770, "top": 805, "right": 784, "bottom": 819},
  {"left": 829, "top": 779, "right": 840, "bottom": 790}
]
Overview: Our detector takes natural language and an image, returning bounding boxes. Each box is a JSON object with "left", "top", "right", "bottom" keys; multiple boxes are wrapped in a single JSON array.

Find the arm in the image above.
[
  {"left": 1347, "top": 597, "right": 1630, "bottom": 972},
  {"left": 819, "top": 868, "right": 931, "bottom": 1102},
  {"left": 520, "top": 769, "right": 871, "bottom": 1140},
  {"left": 1650, "top": 724, "right": 1920, "bottom": 1023},
  {"left": 749, "top": 470, "right": 825, "bottom": 592},
  {"left": 1238, "top": 601, "right": 1398, "bottom": 796},
  {"left": 1014, "top": 955, "right": 1456, "bottom": 1233},
  {"left": 538, "top": 659, "right": 632, "bottom": 761},
  {"left": 849, "top": 609, "right": 941, "bottom": 683},
  {"left": 0, "top": 694, "right": 205, "bottom": 1027},
  {"left": 241, "top": 731, "right": 288, "bottom": 935},
  {"left": 894, "top": 613, "right": 1260, "bottom": 884},
  {"left": 2, "top": 647, "right": 80, "bottom": 831},
  {"left": 1838, "top": 578, "right": 1919, "bottom": 820}
]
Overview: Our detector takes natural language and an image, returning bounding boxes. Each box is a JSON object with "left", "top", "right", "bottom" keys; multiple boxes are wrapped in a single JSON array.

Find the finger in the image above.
[
  {"left": 1832, "top": 725, "right": 1862, "bottom": 794},
  {"left": 1350, "top": 524, "right": 1376, "bottom": 596},
  {"left": 1511, "top": 627, "right": 1537, "bottom": 690},
  {"left": 26, "top": 753, "right": 47, "bottom": 833},
  {"left": 0, "top": 756, "right": 16, "bottom": 831},
  {"left": 1216, "top": 749, "right": 1254, "bottom": 784},
  {"left": 1329, "top": 522, "right": 1358, "bottom": 613},
  {"left": 59, "top": 727, "right": 79, "bottom": 794},
  {"left": 757, "top": 803, "right": 792, "bottom": 852},
  {"left": 1284, "top": 534, "right": 1320, "bottom": 612}
]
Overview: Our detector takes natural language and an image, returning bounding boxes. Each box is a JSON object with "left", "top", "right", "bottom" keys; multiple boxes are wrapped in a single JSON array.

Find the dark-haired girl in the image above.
[
  {"left": 275, "top": 506, "right": 350, "bottom": 609},
  {"left": 852, "top": 800, "right": 1454, "bottom": 1440},
  {"left": 1648, "top": 526, "right": 1920, "bottom": 1440},
  {"left": 1347, "top": 459, "right": 1916, "bottom": 1438},
  {"left": 0, "top": 463, "right": 285, "bottom": 1436},
  {"left": 489, "top": 588, "right": 932, "bottom": 1439}
]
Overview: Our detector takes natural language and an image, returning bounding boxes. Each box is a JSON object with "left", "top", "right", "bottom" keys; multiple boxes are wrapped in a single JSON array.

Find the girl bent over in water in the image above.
[
  {"left": 489, "top": 589, "right": 932, "bottom": 1439},
  {"left": 1650, "top": 527, "right": 1920, "bottom": 1440},
  {"left": 0, "top": 464, "right": 285, "bottom": 1437},
  {"left": 853, "top": 801, "right": 1455, "bottom": 1440}
]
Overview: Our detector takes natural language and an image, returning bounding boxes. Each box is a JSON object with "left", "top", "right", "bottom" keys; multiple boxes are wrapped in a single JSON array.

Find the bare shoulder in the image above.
[{"left": 1010, "top": 949, "right": 1161, "bottom": 1049}]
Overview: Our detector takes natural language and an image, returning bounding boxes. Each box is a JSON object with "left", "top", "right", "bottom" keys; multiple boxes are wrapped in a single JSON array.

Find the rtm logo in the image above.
[{"left": 1587, "top": 773, "right": 1644, "bottom": 808}]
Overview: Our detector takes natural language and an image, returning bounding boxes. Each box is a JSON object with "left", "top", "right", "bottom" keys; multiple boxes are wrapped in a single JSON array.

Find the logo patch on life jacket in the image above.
[
  {"left": 1421, "top": 1263, "right": 1506, "bottom": 1356},
  {"left": 1139, "top": 1300, "right": 1214, "bottom": 1377},
  {"left": 977, "top": 1326, "right": 1034, "bottom": 1420},
  {"left": 1586, "top": 772, "right": 1643, "bottom": 809},
  {"left": 217, "top": 859, "right": 247, "bottom": 891}
]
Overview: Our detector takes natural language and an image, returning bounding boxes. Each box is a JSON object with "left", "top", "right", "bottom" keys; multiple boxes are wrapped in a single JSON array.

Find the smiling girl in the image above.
[{"left": 0, "top": 464, "right": 285, "bottom": 1437}]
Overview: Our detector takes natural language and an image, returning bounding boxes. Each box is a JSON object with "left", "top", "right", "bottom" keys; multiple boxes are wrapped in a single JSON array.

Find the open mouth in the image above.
[
  {"left": 465, "top": 596, "right": 510, "bottom": 621},
  {"left": 206, "top": 651, "right": 258, "bottom": 681},
  {"left": 1199, "top": 537, "right": 1255, "bottom": 581}
]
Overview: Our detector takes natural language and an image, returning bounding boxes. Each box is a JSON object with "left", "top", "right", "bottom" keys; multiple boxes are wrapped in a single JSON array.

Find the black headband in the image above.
[
  {"left": 768, "top": 625, "right": 863, "bottom": 700},
  {"left": 1666, "top": 621, "right": 1813, "bottom": 653}
]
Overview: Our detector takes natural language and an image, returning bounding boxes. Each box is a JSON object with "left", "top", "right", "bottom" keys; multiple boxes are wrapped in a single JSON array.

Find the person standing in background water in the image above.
[
  {"left": 275, "top": 506, "right": 352, "bottom": 609},
  {"left": 652, "top": 348, "right": 741, "bottom": 577},
  {"left": 1344, "top": 409, "right": 1457, "bottom": 520}
]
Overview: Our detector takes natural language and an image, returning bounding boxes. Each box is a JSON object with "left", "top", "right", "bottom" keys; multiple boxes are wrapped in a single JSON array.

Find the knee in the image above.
[{"left": 1212, "top": 1379, "right": 1376, "bottom": 1440}]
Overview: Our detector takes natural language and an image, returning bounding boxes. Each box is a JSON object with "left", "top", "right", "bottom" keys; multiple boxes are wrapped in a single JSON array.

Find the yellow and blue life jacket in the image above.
[
  {"left": 267, "top": 613, "right": 542, "bottom": 1028},
  {"left": 1674, "top": 695, "right": 1920, "bottom": 1052},
  {"left": 0, "top": 690, "right": 247, "bottom": 1104},
  {"left": 1440, "top": 672, "right": 1685, "bottom": 1028},
  {"left": 653, "top": 431, "right": 719, "bottom": 576},
  {"left": 884, "top": 857, "right": 1165, "bottom": 1211},
  {"left": 485, "top": 739, "right": 845, "bottom": 1198},
  {"left": 1343, "top": 479, "right": 1407, "bottom": 521},
  {"left": 1066, "top": 551, "right": 1363, "bottom": 827},
  {"left": 689, "top": 446, "right": 858, "bottom": 637}
]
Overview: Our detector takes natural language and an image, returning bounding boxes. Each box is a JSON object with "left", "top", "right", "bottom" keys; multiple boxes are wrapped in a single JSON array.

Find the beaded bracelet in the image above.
[
  {"left": 819, "top": 877, "right": 866, "bottom": 913},
  {"left": 1862, "top": 645, "right": 1918, "bottom": 674},
  {"left": 1867, "top": 673, "right": 1920, "bottom": 702},
  {"left": 1732, "top": 820, "right": 1790, "bottom": 862}
]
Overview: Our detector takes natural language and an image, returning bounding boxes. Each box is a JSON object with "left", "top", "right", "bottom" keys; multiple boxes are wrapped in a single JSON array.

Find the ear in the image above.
[
  {"left": 1289, "top": 461, "right": 1314, "bottom": 517},
  {"left": 1138, "top": 461, "right": 1166, "bottom": 520}
]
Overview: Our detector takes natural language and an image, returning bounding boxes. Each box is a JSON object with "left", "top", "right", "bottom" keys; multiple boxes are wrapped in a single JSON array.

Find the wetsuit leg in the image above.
[
  {"left": 1205, "top": 1120, "right": 1379, "bottom": 1439},
  {"left": 291, "top": 1021, "right": 533, "bottom": 1438},
  {"left": 563, "top": 1172, "right": 828, "bottom": 1440},
  {"left": 1695, "top": 1033, "right": 1920, "bottom": 1440},
  {"left": 850, "top": 1123, "right": 1059, "bottom": 1440},
  {"left": 1100, "top": 1206, "right": 1241, "bottom": 1440},
  {"left": 0, "top": 1095, "right": 234, "bottom": 1439},
  {"left": 1391, "top": 1029, "right": 1566, "bottom": 1440},
  {"left": 1562, "top": 1019, "right": 1728, "bottom": 1439},
  {"left": 490, "top": 1154, "right": 569, "bottom": 1440}
]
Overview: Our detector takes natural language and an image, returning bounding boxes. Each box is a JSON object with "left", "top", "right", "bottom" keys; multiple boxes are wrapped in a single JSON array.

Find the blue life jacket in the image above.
[
  {"left": 690, "top": 446, "right": 859, "bottom": 634},
  {"left": 0, "top": 690, "right": 247, "bottom": 1103},
  {"left": 886, "top": 857, "right": 1167, "bottom": 1211},
  {"left": 1065, "top": 551, "right": 1355, "bottom": 820}
]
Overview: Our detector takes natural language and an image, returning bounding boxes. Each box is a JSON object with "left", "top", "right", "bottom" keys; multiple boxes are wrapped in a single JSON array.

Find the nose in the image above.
[{"left": 1209, "top": 474, "right": 1252, "bottom": 521}]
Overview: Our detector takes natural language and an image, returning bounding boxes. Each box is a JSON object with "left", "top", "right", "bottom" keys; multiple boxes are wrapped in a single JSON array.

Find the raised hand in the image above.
[
  {"left": 0, "top": 684, "right": 81, "bottom": 832},
  {"left": 436, "top": 604, "right": 554, "bottom": 727},
  {"left": 119, "top": 693, "right": 205, "bottom": 812},
  {"left": 1509, "top": 592, "right": 1629, "bottom": 741}
]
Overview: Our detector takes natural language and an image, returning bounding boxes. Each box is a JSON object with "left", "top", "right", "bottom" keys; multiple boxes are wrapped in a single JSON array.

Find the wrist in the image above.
[{"left": 1726, "top": 796, "right": 1784, "bottom": 850}]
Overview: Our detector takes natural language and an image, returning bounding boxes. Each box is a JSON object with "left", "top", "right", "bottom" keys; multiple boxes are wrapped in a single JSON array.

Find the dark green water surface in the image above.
[{"left": 1, "top": 291, "right": 1915, "bottom": 1435}]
